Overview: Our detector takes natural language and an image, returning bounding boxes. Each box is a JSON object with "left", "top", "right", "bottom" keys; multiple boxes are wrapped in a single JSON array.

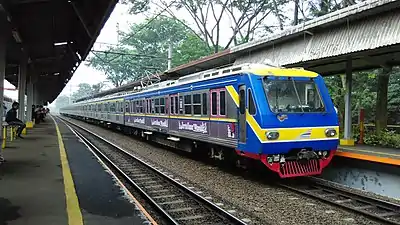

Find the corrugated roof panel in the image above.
[{"left": 234, "top": 10, "right": 400, "bottom": 66}]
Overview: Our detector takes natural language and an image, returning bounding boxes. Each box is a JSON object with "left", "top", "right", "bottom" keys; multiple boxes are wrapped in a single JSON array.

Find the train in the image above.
[{"left": 60, "top": 63, "right": 339, "bottom": 178}]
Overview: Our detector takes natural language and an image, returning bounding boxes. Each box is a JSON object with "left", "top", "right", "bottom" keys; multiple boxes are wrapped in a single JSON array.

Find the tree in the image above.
[
  {"left": 71, "top": 83, "right": 94, "bottom": 102},
  {"left": 88, "top": 47, "right": 140, "bottom": 87},
  {"left": 122, "top": 0, "right": 289, "bottom": 52},
  {"left": 87, "top": 16, "right": 215, "bottom": 84},
  {"left": 92, "top": 81, "right": 108, "bottom": 94},
  {"left": 55, "top": 95, "right": 70, "bottom": 109}
]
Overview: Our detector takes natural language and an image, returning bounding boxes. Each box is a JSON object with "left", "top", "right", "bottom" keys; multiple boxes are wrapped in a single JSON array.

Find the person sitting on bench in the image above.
[{"left": 5, "top": 102, "right": 26, "bottom": 139}]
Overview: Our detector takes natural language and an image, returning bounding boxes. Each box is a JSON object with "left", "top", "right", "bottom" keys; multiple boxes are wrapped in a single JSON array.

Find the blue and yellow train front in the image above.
[{"left": 232, "top": 68, "right": 339, "bottom": 178}]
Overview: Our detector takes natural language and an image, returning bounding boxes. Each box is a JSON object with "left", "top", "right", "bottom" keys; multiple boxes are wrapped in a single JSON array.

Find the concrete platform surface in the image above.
[
  {"left": 0, "top": 117, "right": 153, "bottom": 225},
  {"left": 337, "top": 144, "right": 400, "bottom": 166}
]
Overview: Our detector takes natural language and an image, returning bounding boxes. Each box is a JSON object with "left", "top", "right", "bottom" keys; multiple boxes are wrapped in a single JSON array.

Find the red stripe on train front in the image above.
[{"left": 235, "top": 149, "right": 336, "bottom": 178}]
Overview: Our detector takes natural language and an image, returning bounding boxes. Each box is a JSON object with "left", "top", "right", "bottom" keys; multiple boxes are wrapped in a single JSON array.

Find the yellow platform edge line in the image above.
[
  {"left": 339, "top": 146, "right": 400, "bottom": 158},
  {"left": 51, "top": 116, "right": 84, "bottom": 225},
  {"left": 336, "top": 150, "right": 400, "bottom": 166},
  {"left": 66, "top": 123, "right": 158, "bottom": 225}
]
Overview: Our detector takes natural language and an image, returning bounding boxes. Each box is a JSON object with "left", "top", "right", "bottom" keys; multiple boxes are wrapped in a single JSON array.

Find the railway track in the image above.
[
  {"left": 280, "top": 177, "right": 400, "bottom": 225},
  {"left": 58, "top": 117, "right": 248, "bottom": 225}
]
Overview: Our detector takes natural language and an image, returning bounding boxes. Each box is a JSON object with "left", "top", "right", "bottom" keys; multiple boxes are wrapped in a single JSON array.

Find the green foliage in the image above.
[
  {"left": 88, "top": 47, "right": 140, "bottom": 87},
  {"left": 173, "top": 33, "right": 215, "bottom": 66},
  {"left": 55, "top": 95, "right": 70, "bottom": 109},
  {"left": 71, "top": 83, "right": 93, "bottom": 102},
  {"left": 87, "top": 16, "right": 215, "bottom": 86},
  {"left": 363, "top": 130, "right": 400, "bottom": 149},
  {"left": 121, "top": 0, "right": 285, "bottom": 51}
]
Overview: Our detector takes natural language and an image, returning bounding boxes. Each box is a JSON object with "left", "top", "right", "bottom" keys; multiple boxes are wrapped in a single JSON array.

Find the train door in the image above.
[{"left": 239, "top": 85, "right": 246, "bottom": 143}]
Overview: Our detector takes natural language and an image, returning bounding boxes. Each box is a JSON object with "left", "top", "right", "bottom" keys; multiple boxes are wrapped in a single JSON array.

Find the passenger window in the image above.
[
  {"left": 193, "top": 94, "right": 201, "bottom": 115},
  {"left": 155, "top": 98, "right": 160, "bottom": 114},
  {"left": 179, "top": 96, "right": 183, "bottom": 114},
  {"left": 202, "top": 93, "right": 207, "bottom": 115},
  {"left": 211, "top": 92, "right": 217, "bottom": 115},
  {"left": 220, "top": 91, "right": 226, "bottom": 115},
  {"left": 160, "top": 97, "right": 165, "bottom": 114},
  {"left": 248, "top": 89, "right": 256, "bottom": 115},
  {"left": 125, "top": 102, "right": 129, "bottom": 113},
  {"left": 170, "top": 97, "right": 174, "bottom": 114},
  {"left": 239, "top": 89, "right": 245, "bottom": 114},
  {"left": 184, "top": 95, "right": 191, "bottom": 115}
]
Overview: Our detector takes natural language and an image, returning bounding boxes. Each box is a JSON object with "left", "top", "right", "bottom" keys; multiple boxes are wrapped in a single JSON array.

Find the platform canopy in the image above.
[{"left": 1, "top": 0, "right": 118, "bottom": 103}]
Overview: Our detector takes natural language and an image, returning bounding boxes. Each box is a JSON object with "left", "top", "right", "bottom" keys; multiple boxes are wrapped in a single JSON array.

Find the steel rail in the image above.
[
  {"left": 279, "top": 177, "right": 400, "bottom": 225},
  {"left": 58, "top": 116, "right": 247, "bottom": 225}
]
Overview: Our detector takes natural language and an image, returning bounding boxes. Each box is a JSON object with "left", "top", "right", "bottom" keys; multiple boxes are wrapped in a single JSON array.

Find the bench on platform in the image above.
[{"left": 2, "top": 121, "right": 20, "bottom": 148}]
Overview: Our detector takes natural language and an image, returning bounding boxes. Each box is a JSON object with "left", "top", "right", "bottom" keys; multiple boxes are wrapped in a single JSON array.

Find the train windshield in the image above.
[{"left": 263, "top": 78, "right": 325, "bottom": 113}]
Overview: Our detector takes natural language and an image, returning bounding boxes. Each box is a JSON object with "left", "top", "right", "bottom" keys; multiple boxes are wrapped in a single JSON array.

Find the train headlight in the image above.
[
  {"left": 273, "top": 154, "right": 280, "bottom": 162},
  {"left": 266, "top": 131, "right": 279, "bottom": 140},
  {"left": 325, "top": 128, "right": 337, "bottom": 137}
]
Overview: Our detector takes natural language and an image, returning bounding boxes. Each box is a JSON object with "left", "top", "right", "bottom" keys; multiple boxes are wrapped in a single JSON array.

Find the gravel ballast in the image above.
[{"left": 61, "top": 116, "right": 383, "bottom": 225}]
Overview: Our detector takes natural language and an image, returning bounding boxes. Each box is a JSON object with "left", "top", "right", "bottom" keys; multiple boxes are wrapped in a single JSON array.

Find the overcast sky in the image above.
[{"left": 3, "top": 1, "right": 295, "bottom": 106}]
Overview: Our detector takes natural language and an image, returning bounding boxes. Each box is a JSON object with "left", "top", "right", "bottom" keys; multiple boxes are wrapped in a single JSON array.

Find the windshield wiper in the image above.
[{"left": 291, "top": 78, "right": 304, "bottom": 113}]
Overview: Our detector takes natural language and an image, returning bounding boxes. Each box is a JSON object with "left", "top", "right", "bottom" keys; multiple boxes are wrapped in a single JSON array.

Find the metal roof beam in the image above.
[
  {"left": 9, "top": 0, "right": 50, "bottom": 5},
  {"left": 70, "top": 1, "right": 93, "bottom": 38}
]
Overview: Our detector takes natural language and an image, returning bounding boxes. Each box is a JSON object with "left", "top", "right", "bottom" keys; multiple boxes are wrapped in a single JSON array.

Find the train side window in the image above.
[
  {"left": 170, "top": 97, "right": 174, "bottom": 114},
  {"left": 165, "top": 97, "right": 168, "bottom": 114},
  {"left": 202, "top": 93, "right": 207, "bottom": 115},
  {"left": 151, "top": 99, "right": 155, "bottom": 113},
  {"left": 139, "top": 100, "right": 143, "bottom": 113},
  {"left": 160, "top": 97, "right": 165, "bottom": 114},
  {"left": 193, "top": 94, "right": 201, "bottom": 115},
  {"left": 248, "top": 89, "right": 256, "bottom": 115},
  {"left": 184, "top": 95, "right": 191, "bottom": 115},
  {"left": 125, "top": 102, "right": 129, "bottom": 113},
  {"left": 155, "top": 98, "right": 160, "bottom": 114},
  {"left": 175, "top": 96, "right": 179, "bottom": 114},
  {"left": 220, "top": 91, "right": 226, "bottom": 116},
  {"left": 211, "top": 92, "right": 217, "bottom": 115},
  {"left": 147, "top": 99, "right": 150, "bottom": 113},
  {"left": 179, "top": 96, "right": 183, "bottom": 114},
  {"left": 239, "top": 89, "right": 245, "bottom": 114}
]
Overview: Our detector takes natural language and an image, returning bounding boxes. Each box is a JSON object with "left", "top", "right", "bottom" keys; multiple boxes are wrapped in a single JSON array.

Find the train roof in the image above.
[{"left": 72, "top": 63, "right": 318, "bottom": 105}]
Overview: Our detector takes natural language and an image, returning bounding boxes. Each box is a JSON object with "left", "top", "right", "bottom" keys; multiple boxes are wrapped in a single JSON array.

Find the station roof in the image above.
[
  {"left": 76, "top": 0, "right": 400, "bottom": 102},
  {"left": 1, "top": 0, "right": 118, "bottom": 103}
]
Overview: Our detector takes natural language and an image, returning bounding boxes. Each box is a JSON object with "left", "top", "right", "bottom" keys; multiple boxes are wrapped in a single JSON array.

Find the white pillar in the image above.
[
  {"left": 26, "top": 77, "right": 33, "bottom": 122},
  {"left": 18, "top": 59, "right": 27, "bottom": 121},
  {"left": 0, "top": 14, "right": 7, "bottom": 142},
  {"left": 343, "top": 59, "right": 353, "bottom": 145}
]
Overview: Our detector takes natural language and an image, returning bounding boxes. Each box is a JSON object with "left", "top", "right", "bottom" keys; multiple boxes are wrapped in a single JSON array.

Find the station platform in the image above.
[
  {"left": 337, "top": 144, "right": 400, "bottom": 166},
  {"left": 0, "top": 116, "right": 155, "bottom": 225}
]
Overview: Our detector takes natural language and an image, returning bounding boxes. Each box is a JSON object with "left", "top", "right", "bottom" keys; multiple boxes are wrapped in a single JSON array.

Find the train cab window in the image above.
[
  {"left": 184, "top": 95, "right": 191, "bottom": 115},
  {"left": 220, "top": 91, "right": 226, "bottom": 115},
  {"left": 239, "top": 89, "right": 245, "bottom": 114},
  {"left": 202, "top": 93, "right": 207, "bottom": 115},
  {"left": 248, "top": 89, "right": 256, "bottom": 115},
  {"left": 193, "top": 94, "right": 201, "bottom": 115},
  {"left": 160, "top": 97, "right": 165, "bottom": 114},
  {"left": 211, "top": 92, "right": 217, "bottom": 115}
]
